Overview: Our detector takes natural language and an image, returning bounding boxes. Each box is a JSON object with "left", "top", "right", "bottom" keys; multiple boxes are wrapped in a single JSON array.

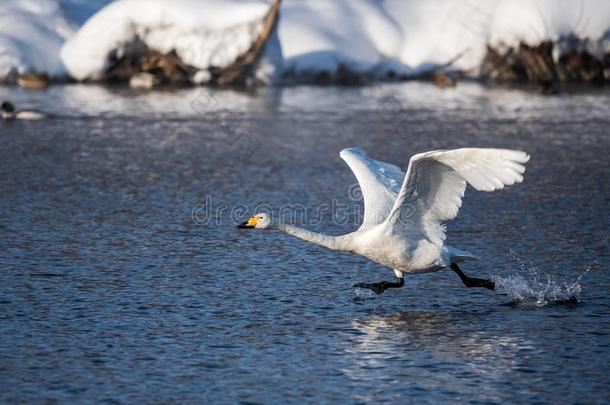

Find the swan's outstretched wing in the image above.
[
  {"left": 387, "top": 148, "right": 530, "bottom": 244},
  {"left": 340, "top": 147, "right": 405, "bottom": 229}
]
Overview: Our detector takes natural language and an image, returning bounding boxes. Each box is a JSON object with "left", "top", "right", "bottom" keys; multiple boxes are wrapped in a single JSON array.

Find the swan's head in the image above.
[
  {"left": 236, "top": 213, "right": 272, "bottom": 229},
  {"left": 2, "top": 101, "right": 15, "bottom": 119}
]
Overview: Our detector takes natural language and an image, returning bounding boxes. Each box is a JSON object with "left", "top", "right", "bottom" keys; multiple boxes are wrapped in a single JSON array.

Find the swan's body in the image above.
[
  {"left": 239, "top": 147, "right": 529, "bottom": 294},
  {"left": 276, "top": 223, "right": 464, "bottom": 274}
]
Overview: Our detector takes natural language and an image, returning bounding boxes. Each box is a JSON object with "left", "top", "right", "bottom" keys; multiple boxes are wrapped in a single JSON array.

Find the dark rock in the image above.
[
  {"left": 482, "top": 35, "right": 609, "bottom": 90},
  {"left": 103, "top": 42, "right": 195, "bottom": 85}
]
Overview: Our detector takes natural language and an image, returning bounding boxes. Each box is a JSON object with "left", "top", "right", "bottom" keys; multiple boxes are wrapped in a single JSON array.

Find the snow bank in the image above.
[
  {"left": 488, "top": 0, "right": 610, "bottom": 49},
  {"left": 2, "top": 0, "right": 609, "bottom": 84},
  {"left": 0, "top": 0, "right": 74, "bottom": 80},
  {"left": 60, "top": 0, "right": 283, "bottom": 83},
  {"left": 280, "top": 0, "right": 610, "bottom": 78},
  {"left": 279, "top": 0, "right": 404, "bottom": 76}
]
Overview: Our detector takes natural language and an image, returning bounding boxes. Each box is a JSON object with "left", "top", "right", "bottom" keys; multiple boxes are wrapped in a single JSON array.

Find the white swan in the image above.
[{"left": 238, "top": 147, "right": 530, "bottom": 294}]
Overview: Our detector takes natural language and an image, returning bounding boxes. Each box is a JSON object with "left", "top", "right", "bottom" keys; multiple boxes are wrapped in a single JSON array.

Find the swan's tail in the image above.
[{"left": 446, "top": 246, "right": 478, "bottom": 263}]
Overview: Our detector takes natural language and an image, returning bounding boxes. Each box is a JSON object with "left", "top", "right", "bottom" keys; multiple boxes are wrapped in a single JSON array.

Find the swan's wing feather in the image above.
[
  {"left": 388, "top": 148, "right": 530, "bottom": 244},
  {"left": 340, "top": 147, "right": 405, "bottom": 229}
]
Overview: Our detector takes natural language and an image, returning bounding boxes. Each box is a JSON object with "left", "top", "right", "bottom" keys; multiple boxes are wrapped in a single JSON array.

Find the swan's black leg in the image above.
[
  {"left": 353, "top": 277, "right": 404, "bottom": 295},
  {"left": 450, "top": 263, "right": 495, "bottom": 290}
]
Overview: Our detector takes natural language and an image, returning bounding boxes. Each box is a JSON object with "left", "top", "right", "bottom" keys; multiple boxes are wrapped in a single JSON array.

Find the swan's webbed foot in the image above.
[
  {"left": 451, "top": 263, "right": 495, "bottom": 290},
  {"left": 353, "top": 277, "right": 404, "bottom": 294}
]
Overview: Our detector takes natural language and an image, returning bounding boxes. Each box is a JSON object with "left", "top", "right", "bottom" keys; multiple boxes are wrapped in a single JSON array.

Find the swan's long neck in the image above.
[{"left": 276, "top": 224, "right": 353, "bottom": 251}]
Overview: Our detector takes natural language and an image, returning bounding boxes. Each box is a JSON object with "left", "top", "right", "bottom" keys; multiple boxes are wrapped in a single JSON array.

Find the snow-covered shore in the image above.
[
  {"left": 0, "top": 0, "right": 74, "bottom": 80},
  {"left": 1, "top": 0, "right": 609, "bottom": 85},
  {"left": 60, "top": 0, "right": 283, "bottom": 84},
  {"left": 280, "top": 0, "right": 610, "bottom": 81}
]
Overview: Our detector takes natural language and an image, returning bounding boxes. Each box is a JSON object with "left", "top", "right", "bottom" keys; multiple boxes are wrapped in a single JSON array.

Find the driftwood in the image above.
[{"left": 213, "top": 0, "right": 281, "bottom": 87}]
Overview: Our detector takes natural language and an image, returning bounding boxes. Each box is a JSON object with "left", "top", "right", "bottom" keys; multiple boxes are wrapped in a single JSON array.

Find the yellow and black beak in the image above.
[{"left": 236, "top": 216, "right": 258, "bottom": 229}]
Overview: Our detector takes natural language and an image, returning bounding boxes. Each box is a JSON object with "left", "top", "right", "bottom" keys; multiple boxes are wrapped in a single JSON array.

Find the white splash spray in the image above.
[{"left": 493, "top": 266, "right": 586, "bottom": 306}]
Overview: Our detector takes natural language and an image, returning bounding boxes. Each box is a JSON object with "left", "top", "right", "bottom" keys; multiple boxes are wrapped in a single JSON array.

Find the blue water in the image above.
[{"left": 1, "top": 83, "right": 609, "bottom": 403}]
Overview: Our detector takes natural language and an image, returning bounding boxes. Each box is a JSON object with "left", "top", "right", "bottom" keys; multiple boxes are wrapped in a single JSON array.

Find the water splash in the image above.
[
  {"left": 493, "top": 267, "right": 586, "bottom": 306},
  {"left": 352, "top": 287, "right": 377, "bottom": 300}
]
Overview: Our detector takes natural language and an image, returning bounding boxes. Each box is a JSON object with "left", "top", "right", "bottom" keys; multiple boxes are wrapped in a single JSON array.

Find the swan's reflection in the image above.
[{"left": 342, "top": 311, "right": 533, "bottom": 398}]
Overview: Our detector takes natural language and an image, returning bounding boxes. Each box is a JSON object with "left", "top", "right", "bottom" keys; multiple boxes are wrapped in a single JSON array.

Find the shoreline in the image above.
[{"left": 1, "top": 77, "right": 608, "bottom": 96}]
